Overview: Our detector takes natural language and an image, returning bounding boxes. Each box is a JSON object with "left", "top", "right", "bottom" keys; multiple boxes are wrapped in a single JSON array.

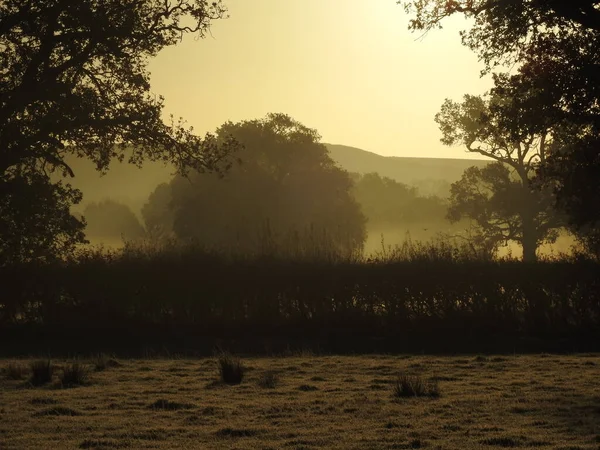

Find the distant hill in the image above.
[
  {"left": 62, "top": 144, "right": 491, "bottom": 215},
  {"left": 326, "top": 144, "right": 488, "bottom": 195}
]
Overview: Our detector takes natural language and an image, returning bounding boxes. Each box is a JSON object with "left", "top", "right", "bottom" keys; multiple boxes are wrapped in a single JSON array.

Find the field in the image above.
[{"left": 1, "top": 354, "right": 599, "bottom": 449}]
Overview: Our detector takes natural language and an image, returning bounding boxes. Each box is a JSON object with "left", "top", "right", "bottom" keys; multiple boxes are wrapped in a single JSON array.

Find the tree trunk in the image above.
[{"left": 521, "top": 210, "right": 538, "bottom": 263}]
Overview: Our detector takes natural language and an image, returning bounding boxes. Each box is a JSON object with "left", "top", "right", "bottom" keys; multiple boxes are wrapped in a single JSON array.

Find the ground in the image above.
[{"left": 1, "top": 354, "right": 599, "bottom": 449}]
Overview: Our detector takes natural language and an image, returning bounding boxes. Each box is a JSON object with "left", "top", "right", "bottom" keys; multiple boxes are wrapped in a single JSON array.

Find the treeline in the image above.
[{"left": 2, "top": 243, "right": 599, "bottom": 354}]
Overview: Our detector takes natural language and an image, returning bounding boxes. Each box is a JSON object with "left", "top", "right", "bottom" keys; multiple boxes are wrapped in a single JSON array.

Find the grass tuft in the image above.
[
  {"left": 60, "top": 362, "right": 90, "bottom": 387},
  {"left": 79, "top": 439, "right": 124, "bottom": 449},
  {"left": 215, "top": 427, "right": 258, "bottom": 438},
  {"left": 217, "top": 353, "right": 245, "bottom": 385},
  {"left": 3, "top": 362, "right": 27, "bottom": 380},
  {"left": 257, "top": 370, "right": 278, "bottom": 388},
  {"left": 29, "top": 360, "right": 54, "bottom": 386},
  {"left": 393, "top": 374, "right": 439, "bottom": 398},
  {"left": 29, "top": 397, "right": 58, "bottom": 405},
  {"left": 93, "top": 354, "right": 121, "bottom": 372},
  {"left": 148, "top": 399, "right": 194, "bottom": 411},
  {"left": 480, "top": 436, "right": 520, "bottom": 447},
  {"left": 33, "top": 406, "right": 80, "bottom": 417}
]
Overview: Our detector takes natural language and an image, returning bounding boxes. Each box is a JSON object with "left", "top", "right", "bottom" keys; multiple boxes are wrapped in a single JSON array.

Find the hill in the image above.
[
  {"left": 326, "top": 144, "right": 488, "bottom": 196},
  {"left": 62, "top": 144, "right": 491, "bottom": 215}
]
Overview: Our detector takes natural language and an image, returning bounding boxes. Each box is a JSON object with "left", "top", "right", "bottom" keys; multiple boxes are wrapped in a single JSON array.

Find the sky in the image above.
[{"left": 148, "top": 0, "right": 493, "bottom": 159}]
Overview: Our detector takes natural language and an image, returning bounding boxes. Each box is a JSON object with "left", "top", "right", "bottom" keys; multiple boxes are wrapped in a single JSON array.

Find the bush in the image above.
[
  {"left": 393, "top": 374, "right": 439, "bottom": 398},
  {"left": 60, "top": 362, "right": 90, "bottom": 387},
  {"left": 3, "top": 362, "right": 27, "bottom": 380},
  {"left": 29, "top": 360, "right": 54, "bottom": 386},
  {"left": 217, "top": 353, "right": 245, "bottom": 385}
]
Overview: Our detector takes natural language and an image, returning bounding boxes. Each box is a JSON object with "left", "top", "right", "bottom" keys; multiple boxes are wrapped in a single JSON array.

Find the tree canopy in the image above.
[
  {"left": 351, "top": 172, "right": 448, "bottom": 227},
  {"left": 83, "top": 200, "right": 145, "bottom": 243},
  {"left": 143, "top": 114, "right": 367, "bottom": 258},
  {"left": 0, "top": 0, "right": 237, "bottom": 264},
  {"left": 436, "top": 93, "right": 562, "bottom": 261},
  {"left": 402, "top": 0, "right": 600, "bottom": 255}
]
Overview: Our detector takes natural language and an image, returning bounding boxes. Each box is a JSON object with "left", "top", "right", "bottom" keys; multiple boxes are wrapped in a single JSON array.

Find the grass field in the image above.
[{"left": 1, "top": 354, "right": 599, "bottom": 449}]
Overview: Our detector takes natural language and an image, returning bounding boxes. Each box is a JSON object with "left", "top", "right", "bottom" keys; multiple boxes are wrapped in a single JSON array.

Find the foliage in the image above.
[
  {"left": 351, "top": 172, "right": 449, "bottom": 227},
  {"left": 144, "top": 114, "right": 367, "bottom": 258},
  {"left": 402, "top": 0, "right": 600, "bottom": 253},
  {"left": 436, "top": 93, "right": 562, "bottom": 261},
  {"left": 0, "top": 0, "right": 237, "bottom": 264},
  {"left": 83, "top": 200, "right": 145, "bottom": 242},
  {"left": 402, "top": 0, "right": 600, "bottom": 71},
  {"left": 448, "top": 163, "right": 560, "bottom": 261},
  {"left": 0, "top": 174, "right": 86, "bottom": 265},
  {"left": 1, "top": 244, "right": 599, "bottom": 349}
]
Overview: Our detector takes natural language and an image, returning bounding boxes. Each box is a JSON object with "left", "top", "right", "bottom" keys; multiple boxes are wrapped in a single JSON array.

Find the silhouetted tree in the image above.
[
  {"left": 83, "top": 200, "right": 145, "bottom": 242},
  {"left": 0, "top": 175, "right": 85, "bottom": 266},
  {"left": 402, "top": 0, "right": 600, "bottom": 252},
  {"left": 144, "top": 114, "right": 367, "bottom": 258},
  {"left": 351, "top": 172, "right": 448, "bottom": 227},
  {"left": 437, "top": 94, "right": 562, "bottom": 261},
  {"left": 448, "top": 163, "right": 559, "bottom": 261},
  {"left": 0, "top": 0, "right": 237, "bottom": 264}
]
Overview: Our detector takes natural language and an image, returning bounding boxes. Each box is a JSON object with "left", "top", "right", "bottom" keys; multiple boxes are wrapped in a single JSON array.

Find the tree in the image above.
[
  {"left": 448, "top": 163, "right": 559, "bottom": 261},
  {"left": 402, "top": 0, "right": 600, "bottom": 70},
  {"left": 0, "top": 0, "right": 237, "bottom": 264},
  {"left": 0, "top": 175, "right": 85, "bottom": 266},
  {"left": 402, "top": 0, "right": 600, "bottom": 248},
  {"left": 351, "top": 172, "right": 449, "bottom": 227},
  {"left": 83, "top": 200, "right": 145, "bottom": 242},
  {"left": 143, "top": 114, "right": 367, "bottom": 258},
  {"left": 436, "top": 93, "right": 562, "bottom": 261}
]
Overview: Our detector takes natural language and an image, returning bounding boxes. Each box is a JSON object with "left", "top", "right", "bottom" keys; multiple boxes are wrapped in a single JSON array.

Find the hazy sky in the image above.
[{"left": 149, "top": 0, "right": 492, "bottom": 159}]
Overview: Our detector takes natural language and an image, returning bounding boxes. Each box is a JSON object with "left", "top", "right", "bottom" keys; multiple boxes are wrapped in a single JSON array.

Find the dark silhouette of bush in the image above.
[{"left": 1, "top": 239, "right": 599, "bottom": 355}]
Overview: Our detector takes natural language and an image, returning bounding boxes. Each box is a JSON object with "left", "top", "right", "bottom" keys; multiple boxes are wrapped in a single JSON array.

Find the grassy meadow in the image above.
[{"left": 1, "top": 354, "right": 599, "bottom": 449}]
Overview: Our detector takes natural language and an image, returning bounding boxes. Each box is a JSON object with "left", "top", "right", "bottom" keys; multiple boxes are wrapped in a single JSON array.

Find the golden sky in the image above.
[{"left": 148, "top": 0, "right": 492, "bottom": 159}]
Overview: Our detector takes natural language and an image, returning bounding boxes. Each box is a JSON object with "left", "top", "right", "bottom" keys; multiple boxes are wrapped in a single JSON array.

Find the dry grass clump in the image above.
[
  {"left": 29, "top": 360, "right": 54, "bottom": 386},
  {"left": 92, "top": 353, "right": 121, "bottom": 372},
  {"left": 257, "top": 370, "right": 278, "bottom": 388},
  {"left": 217, "top": 353, "right": 245, "bottom": 385},
  {"left": 60, "top": 362, "right": 90, "bottom": 387},
  {"left": 393, "top": 374, "right": 439, "bottom": 398},
  {"left": 3, "top": 362, "right": 27, "bottom": 380},
  {"left": 148, "top": 399, "right": 194, "bottom": 411}
]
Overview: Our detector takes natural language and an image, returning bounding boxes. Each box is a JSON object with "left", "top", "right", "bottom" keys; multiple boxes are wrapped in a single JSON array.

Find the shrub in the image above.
[
  {"left": 393, "top": 374, "right": 439, "bottom": 398},
  {"left": 217, "top": 353, "right": 245, "bottom": 385},
  {"left": 3, "top": 362, "right": 27, "bottom": 380},
  {"left": 29, "top": 360, "right": 54, "bottom": 386},
  {"left": 60, "top": 362, "right": 90, "bottom": 387}
]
